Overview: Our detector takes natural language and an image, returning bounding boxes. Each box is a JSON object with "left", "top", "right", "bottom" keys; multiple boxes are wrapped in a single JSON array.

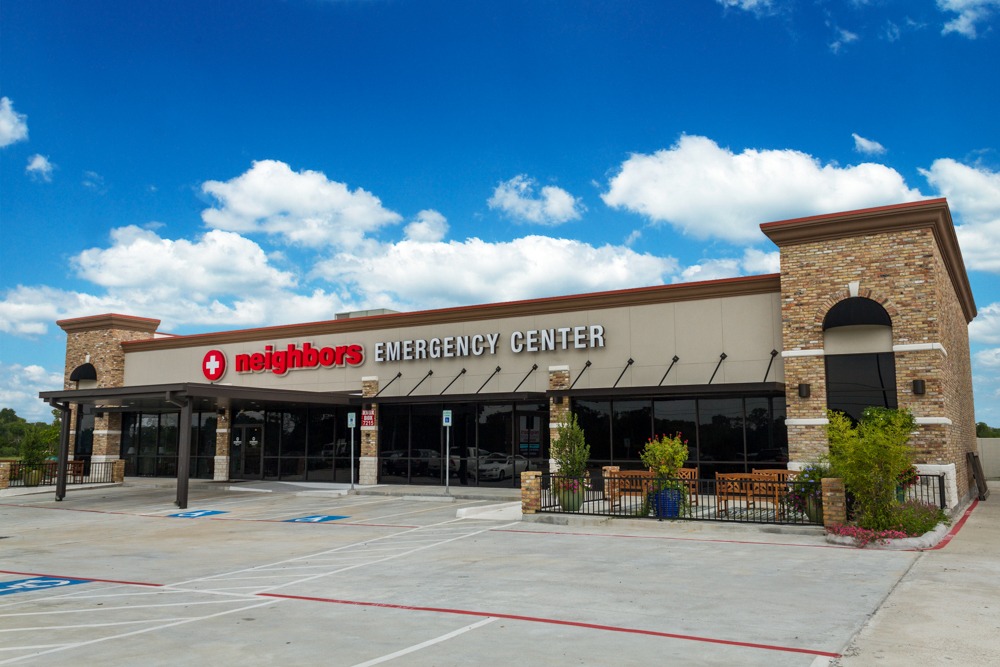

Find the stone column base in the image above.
[
  {"left": 359, "top": 456, "right": 378, "bottom": 485},
  {"left": 91, "top": 454, "right": 121, "bottom": 464},
  {"left": 214, "top": 456, "right": 230, "bottom": 482}
]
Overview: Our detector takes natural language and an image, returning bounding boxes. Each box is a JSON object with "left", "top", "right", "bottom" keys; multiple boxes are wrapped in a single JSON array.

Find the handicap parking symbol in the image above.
[
  {"left": 285, "top": 515, "right": 349, "bottom": 523},
  {"left": 0, "top": 577, "right": 89, "bottom": 596},
  {"left": 168, "top": 510, "right": 228, "bottom": 518}
]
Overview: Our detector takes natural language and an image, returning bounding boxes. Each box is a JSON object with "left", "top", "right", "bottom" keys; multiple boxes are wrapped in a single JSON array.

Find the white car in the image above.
[{"left": 477, "top": 454, "right": 530, "bottom": 481}]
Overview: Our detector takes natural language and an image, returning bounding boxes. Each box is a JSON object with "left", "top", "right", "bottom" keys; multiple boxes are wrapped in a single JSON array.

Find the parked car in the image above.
[{"left": 478, "top": 454, "right": 530, "bottom": 481}]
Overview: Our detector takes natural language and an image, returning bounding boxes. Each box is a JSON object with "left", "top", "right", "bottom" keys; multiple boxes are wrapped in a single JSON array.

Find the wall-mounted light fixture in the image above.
[
  {"left": 798, "top": 383, "right": 811, "bottom": 398},
  {"left": 912, "top": 379, "right": 926, "bottom": 395},
  {"left": 553, "top": 395, "right": 564, "bottom": 405}
]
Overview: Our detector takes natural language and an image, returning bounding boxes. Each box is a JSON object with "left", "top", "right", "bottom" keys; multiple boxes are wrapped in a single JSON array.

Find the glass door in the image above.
[{"left": 230, "top": 425, "right": 263, "bottom": 479}]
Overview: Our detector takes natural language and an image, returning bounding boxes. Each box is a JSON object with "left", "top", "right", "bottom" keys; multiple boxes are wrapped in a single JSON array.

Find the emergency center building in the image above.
[{"left": 40, "top": 199, "right": 979, "bottom": 506}]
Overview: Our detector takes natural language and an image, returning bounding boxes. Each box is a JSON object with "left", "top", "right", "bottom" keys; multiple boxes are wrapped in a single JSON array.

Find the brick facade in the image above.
[
  {"left": 762, "top": 200, "right": 978, "bottom": 500},
  {"left": 58, "top": 315, "right": 160, "bottom": 464}
]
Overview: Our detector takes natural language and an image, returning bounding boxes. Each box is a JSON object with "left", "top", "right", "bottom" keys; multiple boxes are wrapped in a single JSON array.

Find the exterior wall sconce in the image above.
[
  {"left": 553, "top": 395, "right": 564, "bottom": 405},
  {"left": 913, "top": 379, "right": 926, "bottom": 395},
  {"left": 798, "top": 383, "right": 811, "bottom": 398}
]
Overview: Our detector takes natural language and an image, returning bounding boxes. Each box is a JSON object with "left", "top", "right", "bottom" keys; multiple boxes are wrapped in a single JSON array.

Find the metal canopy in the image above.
[{"left": 39, "top": 382, "right": 356, "bottom": 510}]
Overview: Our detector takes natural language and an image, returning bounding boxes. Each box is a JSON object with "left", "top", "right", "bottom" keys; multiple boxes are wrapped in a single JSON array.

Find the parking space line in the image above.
[
  {"left": 350, "top": 617, "right": 498, "bottom": 667},
  {"left": 261, "top": 593, "right": 842, "bottom": 659}
]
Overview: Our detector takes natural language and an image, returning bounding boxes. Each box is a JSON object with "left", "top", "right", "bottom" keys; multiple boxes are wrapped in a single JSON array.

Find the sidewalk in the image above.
[{"left": 834, "top": 498, "right": 1000, "bottom": 665}]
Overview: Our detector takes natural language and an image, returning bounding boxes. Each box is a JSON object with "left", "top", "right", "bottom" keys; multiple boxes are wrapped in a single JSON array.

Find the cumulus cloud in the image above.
[
  {"left": 921, "top": 158, "right": 1000, "bottom": 272},
  {"left": 677, "top": 248, "right": 780, "bottom": 283},
  {"left": 26, "top": 154, "right": 54, "bottom": 182},
  {"left": 313, "top": 236, "right": 678, "bottom": 310},
  {"left": 201, "top": 160, "right": 402, "bottom": 248},
  {"left": 404, "top": 209, "right": 449, "bottom": 243},
  {"left": 602, "top": 135, "right": 923, "bottom": 243},
  {"left": 73, "top": 226, "right": 298, "bottom": 297},
  {"left": 976, "top": 347, "right": 1000, "bottom": 369},
  {"left": 852, "top": 133, "right": 887, "bottom": 156},
  {"left": 970, "top": 302, "right": 1000, "bottom": 344},
  {"left": 0, "top": 362, "right": 64, "bottom": 422},
  {"left": 0, "top": 97, "right": 29, "bottom": 147},
  {"left": 488, "top": 175, "right": 585, "bottom": 225},
  {"left": 938, "top": 0, "right": 1000, "bottom": 38}
]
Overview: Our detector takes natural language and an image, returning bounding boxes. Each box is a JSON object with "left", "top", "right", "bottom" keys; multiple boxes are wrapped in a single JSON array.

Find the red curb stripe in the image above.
[
  {"left": 0, "top": 569, "right": 163, "bottom": 588},
  {"left": 259, "top": 592, "right": 841, "bottom": 658},
  {"left": 922, "top": 498, "right": 978, "bottom": 551}
]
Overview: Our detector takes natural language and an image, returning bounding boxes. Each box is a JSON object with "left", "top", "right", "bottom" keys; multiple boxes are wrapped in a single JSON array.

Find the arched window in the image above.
[
  {"left": 823, "top": 297, "right": 897, "bottom": 422},
  {"left": 69, "top": 363, "right": 98, "bottom": 390}
]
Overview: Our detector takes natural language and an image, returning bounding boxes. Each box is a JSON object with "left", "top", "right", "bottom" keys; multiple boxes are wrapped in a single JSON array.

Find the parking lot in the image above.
[{"left": 0, "top": 481, "right": 995, "bottom": 665}]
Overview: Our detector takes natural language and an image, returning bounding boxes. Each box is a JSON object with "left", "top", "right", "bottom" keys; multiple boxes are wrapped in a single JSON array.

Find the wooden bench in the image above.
[
  {"left": 604, "top": 468, "right": 699, "bottom": 510},
  {"left": 715, "top": 470, "right": 793, "bottom": 519}
]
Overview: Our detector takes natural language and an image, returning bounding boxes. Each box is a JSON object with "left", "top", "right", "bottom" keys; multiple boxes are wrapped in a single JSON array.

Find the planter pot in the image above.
[
  {"left": 555, "top": 486, "right": 586, "bottom": 512},
  {"left": 651, "top": 488, "right": 682, "bottom": 518},
  {"left": 895, "top": 486, "right": 907, "bottom": 503},
  {"left": 23, "top": 468, "right": 43, "bottom": 487}
]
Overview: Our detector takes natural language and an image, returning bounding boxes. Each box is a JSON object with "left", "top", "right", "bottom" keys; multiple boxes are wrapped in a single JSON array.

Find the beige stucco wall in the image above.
[{"left": 123, "top": 292, "right": 784, "bottom": 396}]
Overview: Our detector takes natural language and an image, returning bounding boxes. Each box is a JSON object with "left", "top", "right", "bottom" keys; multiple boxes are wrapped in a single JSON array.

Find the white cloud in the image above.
[
  {"left": 852, "top": 133, "right": 887, "bottom": 156},
  {"left": 201, "top": 160, "right": 402, "bottom": 248},
  {"left": 677, "top": 248, "right": 780, "bottom": 283},
  {"left": 404, "top": 209, "right": 449, "bottom": 243},
  {"left": 970, "top": 302, "right": 1000, "bottom": 344},
  {"left": 26, "top": 154, "right": 54, "bottom": 182},
  {"left": 312, "top": 236, "right": 678, "bottom": 310},
  {"left": 82, "top": 170, "right": 106, "bottom": 192},
  {"left": 830, "top": 27, "right": 860, "bottom": 53},
  {"left": 921, "top": 158, "right": 1000, "bottom": 272},
  {"left": 716, "top": 0, "right": 776, "bottom": 16},
  {"left": 602, "top": 135, "right": 923, "bottom": 243},
  {"left": 73, "top": 226, "right": 298, "bottom": 296},
  {"left": 488, "top": 175, "right": 585, "bottom": 225},
  {"left": 0, "top": 97, "right": 29, "bottom": 147},
  {"left": 0, "top": 362, "right": 64, "bottom": 422},
  {"left": 976, "top": 347, "right": 1000, "bottom": 369},
  {"left": 938, "top": 0, "right": 1000, "bottom": 38}
]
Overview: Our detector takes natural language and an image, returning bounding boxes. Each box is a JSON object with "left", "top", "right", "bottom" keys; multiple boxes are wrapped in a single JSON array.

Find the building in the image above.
[{"left": 40, "top": 199, "right": 978, "bottom": 508}]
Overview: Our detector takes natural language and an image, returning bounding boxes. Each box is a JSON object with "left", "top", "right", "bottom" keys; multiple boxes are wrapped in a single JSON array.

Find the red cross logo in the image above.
[{"left": 202, "top": 349, "right": 226, "bottom": 382}]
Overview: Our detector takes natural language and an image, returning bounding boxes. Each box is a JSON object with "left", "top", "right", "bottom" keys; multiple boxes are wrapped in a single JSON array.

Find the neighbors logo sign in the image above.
[{"left": 201, "top": 343, "right": 365, "bottom": 381}]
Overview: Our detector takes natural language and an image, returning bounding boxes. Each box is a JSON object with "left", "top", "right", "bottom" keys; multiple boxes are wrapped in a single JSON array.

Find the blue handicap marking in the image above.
[
  {"left": 168, "top": 510, "right": 228, "bottom": 518},
  {"left": 0, "top": 577, "right": 89, "bottom": 596},
  {"left": 285, "top": 515, "right": 349, "bottom": 523}
]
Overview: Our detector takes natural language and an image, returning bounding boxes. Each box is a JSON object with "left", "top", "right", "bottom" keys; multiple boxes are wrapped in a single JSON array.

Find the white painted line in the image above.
[
  {"left": 351, "top": 617, "right": 498, "bottom": 667},
  {"left": 0, "top": 617, "right": 189, "bottom": 633},
  {"left": 0, "top": 599, "right": 279, "bottom": 666}
]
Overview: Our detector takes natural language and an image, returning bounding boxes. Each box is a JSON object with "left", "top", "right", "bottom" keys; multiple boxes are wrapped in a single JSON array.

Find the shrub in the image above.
[
  {"left": 827, "top": 407, "right": 915, "bottom": 531},
  {"left": 551, "top": 413, "right": 590, "bottom": 483},
  {"left": 892, "top": 500, "right": 950, "bottom": 536}
]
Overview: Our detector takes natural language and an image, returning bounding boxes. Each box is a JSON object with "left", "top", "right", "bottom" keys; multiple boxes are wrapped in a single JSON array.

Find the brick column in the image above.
[
  {"left": 112, "top": 459, "right": 126, "bottom": 483},
  {"left": 0, "top": 462, "right": 10, "bottom": 490},
  {"left": 214, "top": 408, "right": 230, "bottom": 481},
  {"left": 548, "top": 366, "right": 571, "bottom": 473},
  {"left": 822, "top": 477, "right": 847, "bottom": 527},
  {"left": 359, "top": 377, "right": 379, "bottom": 485},
  {"left": 521, "top": 470, "right": 541, "bottom": 514},
  {"left": 92, "top": 412, "right": 122, "bottom": 464}
]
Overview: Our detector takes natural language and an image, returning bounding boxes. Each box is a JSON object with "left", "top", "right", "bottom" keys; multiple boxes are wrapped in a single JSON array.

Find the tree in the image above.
[{"left": 976, "top": 422, "right": 1000, "bottom": 438}]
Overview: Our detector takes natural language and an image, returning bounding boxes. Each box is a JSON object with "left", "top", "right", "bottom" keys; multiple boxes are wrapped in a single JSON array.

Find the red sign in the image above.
[
  {"left": 361, "top": 410, "right": 375, "bottom": 427},
  {"left": 202, "top": 350, "right": 226, "bottom": 382},
  {"left": 233, "top": 342, "right": 364, "bottom": 376}
]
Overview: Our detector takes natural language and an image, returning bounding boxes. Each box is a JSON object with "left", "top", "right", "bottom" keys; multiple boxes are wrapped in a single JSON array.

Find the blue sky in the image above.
[{"left": 2, "top": 0, "right": 999, "bottom": 424}]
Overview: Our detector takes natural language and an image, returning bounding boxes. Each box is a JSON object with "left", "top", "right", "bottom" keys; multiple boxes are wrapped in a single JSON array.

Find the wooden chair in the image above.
[
  {"left": 678, "top": 467, "right": 699, "bottom": 506},
  {"left": 715, "top": 472, "right": 756, "bottom": 516}
]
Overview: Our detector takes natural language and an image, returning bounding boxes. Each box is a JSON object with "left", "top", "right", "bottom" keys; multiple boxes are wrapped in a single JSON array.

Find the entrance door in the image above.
[{"left": 230, "top": 425, "right": 263, "bottom": 479}]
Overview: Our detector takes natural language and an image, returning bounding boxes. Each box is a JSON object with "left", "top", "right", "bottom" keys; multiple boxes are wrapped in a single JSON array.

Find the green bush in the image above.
[
  {"left": 828, "top": 406, "right": 916, "bottom": 531},
  {"left": 892, "top": 501, "right": 950, "bottom": 535},
  {"left": 551, "top": 412, "right": 590, "bottom": 481}
]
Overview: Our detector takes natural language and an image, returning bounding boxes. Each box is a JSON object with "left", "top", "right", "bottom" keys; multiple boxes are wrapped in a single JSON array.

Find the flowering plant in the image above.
[
  {"left": 826, "top": 524, "right": 911, "bottom": 548},
  {"left": 897, "top": 464, "right": 919, "bottom": 489},
  {"left": 553, "top": 476, "right": 591, "bottom": 493},
  {"left": 640, "top": 432, "right": 689, "bottom": 492},
  {"left": 786, "top": 463, "right": 828, "bottom": 519}
]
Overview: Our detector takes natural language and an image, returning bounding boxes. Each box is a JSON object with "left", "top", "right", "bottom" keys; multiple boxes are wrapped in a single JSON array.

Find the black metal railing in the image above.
[
  {"left": 897, "top": 474, "right": 947, "bottom": 509},
  {"left": 7, "top": 461, "right": 116, "bottom": 488},
  {"left": 540, "top": 472, "right": 949, "bottom": 525}
]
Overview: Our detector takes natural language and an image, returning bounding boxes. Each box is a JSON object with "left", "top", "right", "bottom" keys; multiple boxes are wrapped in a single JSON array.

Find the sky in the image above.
[{"left": 1, "top": 0, "right": 999, "bottom": 425}]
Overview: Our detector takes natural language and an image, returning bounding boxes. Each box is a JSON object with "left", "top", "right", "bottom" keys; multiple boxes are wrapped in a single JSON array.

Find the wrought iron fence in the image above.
[
  {"left": 540, "top": 472, "right": 949, "bottom": 525},
  {"left": 7, "top": 460, "right": 116, "bottom": 488}
]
